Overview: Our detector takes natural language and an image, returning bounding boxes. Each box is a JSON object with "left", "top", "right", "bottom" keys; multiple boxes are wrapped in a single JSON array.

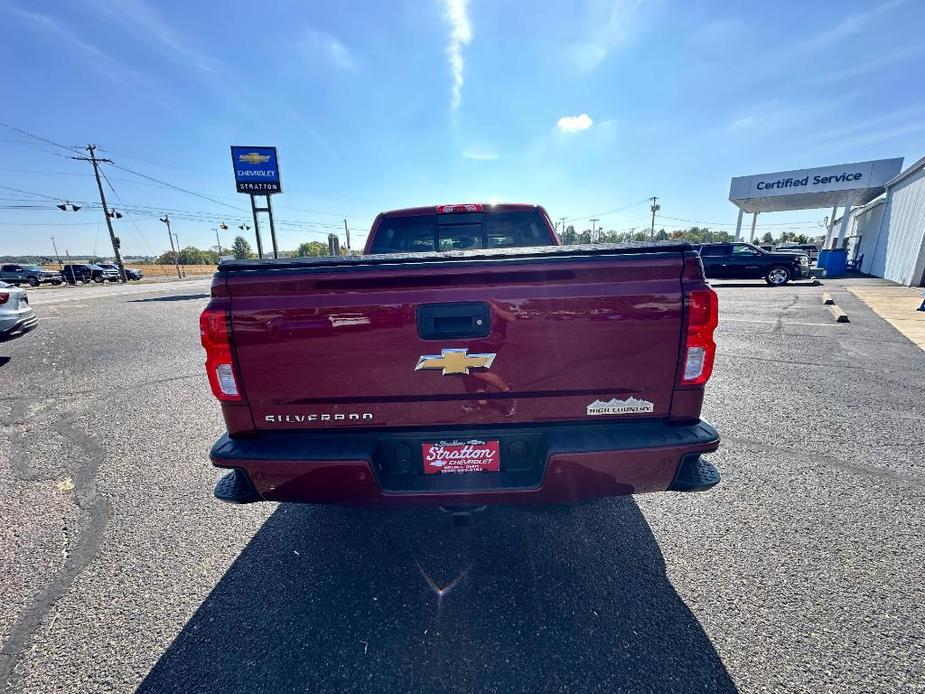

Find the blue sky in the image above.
[{"left": 2, "top": 0, "right": 925, "bottom": 257}]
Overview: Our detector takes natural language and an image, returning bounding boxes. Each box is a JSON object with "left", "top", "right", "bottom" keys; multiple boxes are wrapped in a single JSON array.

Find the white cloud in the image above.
[
  {"left": 557, "top": 114, "right": 594, "bottom": 133},
  {"left": 798, "top": 0, "right": 906, "bottom": 52},
  {"left": 325, "top": 36, "right": 356, "bottom": 70},
  {"left": 565, "top": 0, "right": 643, "bottom": 71},
  {"left": 730, "top": 116, "right": 757, "bottom": 129},
  {"left": 439, "top": 0, "right": 473, "bottom": 116},
  {"left": 689, "top": 18, "right": 746, "bottom": 49},
  {"left": 87, "top": 0, "right": 218, "bottom": 74},
  {"left": 462, "top": 149, "right": 500, "bottom": 161},
  {"left": 3, "top": 3, "right": 141, "bottom": 83},
  {"left": 297, "top": 28, "right": 357, "bottom": 70}
]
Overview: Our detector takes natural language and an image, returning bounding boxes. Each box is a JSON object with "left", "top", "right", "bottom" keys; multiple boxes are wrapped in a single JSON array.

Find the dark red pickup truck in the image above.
[{"left": 200, "top": 203, "right": 721, "bottom": 506}]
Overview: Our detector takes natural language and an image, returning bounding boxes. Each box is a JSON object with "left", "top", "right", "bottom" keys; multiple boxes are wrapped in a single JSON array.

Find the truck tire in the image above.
[
  {"left": 93, "top": 277, "right": 104, "bottom": 283},
  {"left": 51, "top": 280, "right": 62, "bottom": 285},
  {"left": 28, "top": 277, "right": 39, "bottom": 287},
  {"left": 765, "top": 266, "right": 791, "bottom": 286}
]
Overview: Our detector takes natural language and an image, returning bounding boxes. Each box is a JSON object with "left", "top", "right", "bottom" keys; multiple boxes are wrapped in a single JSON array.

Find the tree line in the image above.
[
  {"left": 557, "top": 225, "right": 814, "bottom": 246},
  {"left": 154, "top": 236, "right": 353, "bottom": 264}
]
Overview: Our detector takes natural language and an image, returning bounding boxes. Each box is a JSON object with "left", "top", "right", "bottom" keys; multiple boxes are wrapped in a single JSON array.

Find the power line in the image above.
[
  {"left": 0, "top": 183, "right": 73, "bottom": 201},
  {"left": 0, "top": 122, "right": 82, "bottom": 155},
  {"left": 656, "top": 214, "right": 819, "bottom": 228},
  {"left": 109, "top": 163, "right": 248, "bottom": 213},
  {"left": 99, "top": 167, "right": 162, "bottom": 262},
  {"left": 569, "top": 198, "right": 650, "bottom": 222}
]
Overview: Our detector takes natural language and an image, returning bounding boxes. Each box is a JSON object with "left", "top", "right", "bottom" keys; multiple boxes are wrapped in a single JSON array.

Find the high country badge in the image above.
[{"left": 586, "top": 397, "right": 655, "bottom": 416}]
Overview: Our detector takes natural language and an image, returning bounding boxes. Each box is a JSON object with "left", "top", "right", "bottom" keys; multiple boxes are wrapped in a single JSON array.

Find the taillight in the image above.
[
  {"left": 680, "top": 287, "right": 718, "bottom": 386},
  {"left": 199, "top": 305, "right": 241, "bottom": 401},
  {"left": 437, "top": 203, "right": 483, "bottom": 213},
  {"left": 0, "top": 292, "right": 8, "bottom": 305}
]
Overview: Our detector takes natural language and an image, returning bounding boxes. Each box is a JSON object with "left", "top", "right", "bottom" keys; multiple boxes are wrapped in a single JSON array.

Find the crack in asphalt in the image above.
[
  {"left": 0, "top": 365, "right": 207, "bottom": 690},
  {"left": 771, "top": 293, "right": 800, "bottom": 333},
  {"left": 724, "top": 436, "right": 925, "bottom": 490},
  {"left": 0, "top": 402, "right": 112, "bottom": 692}
]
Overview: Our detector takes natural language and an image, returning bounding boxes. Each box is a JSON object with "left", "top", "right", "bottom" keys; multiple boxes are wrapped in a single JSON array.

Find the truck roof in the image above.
[{"left": 379, "top": 203, "right": 541, "bottom": 218}]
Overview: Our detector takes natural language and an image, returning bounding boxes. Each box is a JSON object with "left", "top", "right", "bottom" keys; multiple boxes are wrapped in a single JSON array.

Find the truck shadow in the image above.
[
  {"left": 138, "top": 499, "right": 736, "bottom": 693},
  {"left": 129, "top": 293, "right": 210, "bottom": 303}
]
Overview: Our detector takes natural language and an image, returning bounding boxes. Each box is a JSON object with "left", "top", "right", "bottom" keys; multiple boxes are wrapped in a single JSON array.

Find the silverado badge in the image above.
[
  {"left": 587, "top": 397, "right": 654, "bottom": 416},
  {"left": 415, "top": 348, "right": 496, "bottom": 375}
]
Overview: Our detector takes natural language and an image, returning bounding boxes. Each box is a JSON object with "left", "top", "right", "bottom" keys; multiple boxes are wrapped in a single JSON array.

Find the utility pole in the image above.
[
  {"left": 344, "top": 219, "right": 351, "bottom": 251},
  {"left": 159, "top": 215, "right": 182, "bottom": 279},
  {"left": 649, "top": 197, "right": 660, "bottom": 238},
  {"left": 590, "top": 218, "right": 600, "bottom": 243},
  {"left": 173, "top": 231, "right": 185, "bottom": 278},
  {"left": 50, "top": 236, "right": 62, "bottom": 268},
  {"left": 72, "top": 145, "right": 127, "bottom": 282},
  {"left": 559, "top": 217, "right": 567, "bottom": 236},
  {"left": 214, "top": 223, "right": 228, "bottom": 256}
]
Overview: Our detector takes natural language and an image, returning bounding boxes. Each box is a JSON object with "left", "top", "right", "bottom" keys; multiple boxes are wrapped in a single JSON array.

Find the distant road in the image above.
[{"left": 26, "top": 278, "right": 212, "bottom": 306}]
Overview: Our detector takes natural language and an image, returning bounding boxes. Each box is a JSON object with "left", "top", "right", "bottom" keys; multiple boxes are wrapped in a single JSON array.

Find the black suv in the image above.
[
  {"left": 697, "top": 242, "right": 811, "bottom": 286},
  {"left": 96, "top": 263, "right": 144, "bottom": 281},
  {"left": 61, "top": 264, "right": 119, "bottom": 284}
]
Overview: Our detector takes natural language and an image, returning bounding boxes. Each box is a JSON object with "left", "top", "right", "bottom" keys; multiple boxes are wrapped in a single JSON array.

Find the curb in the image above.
[{"left": 821, "top": 292, "right": 834, "bottom": 305}]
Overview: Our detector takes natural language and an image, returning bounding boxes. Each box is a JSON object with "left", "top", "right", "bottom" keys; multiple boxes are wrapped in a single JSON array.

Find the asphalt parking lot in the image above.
[{"left": 1, "top": 277, "right": 923, "bottom": 693}]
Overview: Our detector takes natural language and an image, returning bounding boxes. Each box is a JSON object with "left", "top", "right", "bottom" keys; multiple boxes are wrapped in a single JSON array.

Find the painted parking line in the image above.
[
  {"left": 28, "top": 280, "right": 212, "bottom": 306},
  {"left": 722, "top": 318, "right": 837, "bottom": 328}
]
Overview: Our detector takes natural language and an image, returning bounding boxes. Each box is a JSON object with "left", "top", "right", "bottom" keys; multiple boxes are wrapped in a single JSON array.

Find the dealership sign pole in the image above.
[{"left": 230, "top": 146, "right": 281, "bottom": 259}]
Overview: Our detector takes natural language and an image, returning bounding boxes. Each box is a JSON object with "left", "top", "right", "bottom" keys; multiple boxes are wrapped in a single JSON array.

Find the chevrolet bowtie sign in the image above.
[
  {"left": 230, "top": 146, "right": 281, "bottom": 194},
  {"left": 415, "top": 348, "right": 497, "bottom": 375}
]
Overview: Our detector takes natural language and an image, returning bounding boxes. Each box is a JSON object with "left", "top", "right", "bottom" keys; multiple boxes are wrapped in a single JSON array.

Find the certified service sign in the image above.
[{"left": 230, "top": 146, "right": 281, "bottom": 194}]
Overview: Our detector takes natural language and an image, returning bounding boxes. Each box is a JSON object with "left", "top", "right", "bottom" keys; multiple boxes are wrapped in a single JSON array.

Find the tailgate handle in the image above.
[{"left": 418, "top": 302, "right": 491, "bottom": 339}]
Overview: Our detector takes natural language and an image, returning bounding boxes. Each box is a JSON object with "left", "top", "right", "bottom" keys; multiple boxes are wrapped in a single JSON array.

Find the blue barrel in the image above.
[{"left": 823, "top": 249, "right": 848, "bottom": 277}]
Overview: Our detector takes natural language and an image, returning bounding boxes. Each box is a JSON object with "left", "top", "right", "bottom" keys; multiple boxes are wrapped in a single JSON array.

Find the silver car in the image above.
[{"left": 0, "top": 281, "right": 38, "bottom": 341}]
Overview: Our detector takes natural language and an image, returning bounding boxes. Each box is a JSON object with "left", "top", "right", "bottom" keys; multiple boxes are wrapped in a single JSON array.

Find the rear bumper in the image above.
[
  {"left": 0, "top": 310, "right": 38, "bottom": 341},
  {"left": 210, "top": 419, "right": 720, "bottom": 506}
]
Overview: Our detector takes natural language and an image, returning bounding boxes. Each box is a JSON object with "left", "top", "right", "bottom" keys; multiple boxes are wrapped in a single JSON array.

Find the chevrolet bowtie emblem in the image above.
[
  {"left": 238, "top": 152, "right": 271, "bottom": 165},
  {"left": 415, "top": 348, "right": 496, "bottom": 375}
]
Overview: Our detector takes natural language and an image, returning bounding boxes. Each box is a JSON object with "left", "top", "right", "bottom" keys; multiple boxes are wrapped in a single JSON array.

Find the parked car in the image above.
[
  {"left": 0, "top": 281, "right": 37, "bottom": 341},
  {"left": 91, "top": 264, "right": 121, "bottom": 282},
  {"left": 0, "top": 264, "right": 63, "bottom": 286},
  {"left": 61, "top": 264, "right": 94, "bottom": 284},
  {"left": 61, "top": 264, "right": 120, "bottom": 284},
  {"left": 96, "top": 263, "right": 143, "bottom": 281},
  {"left": 776, "top": 243, "right": 820, "bottom": 263},
  {"left": 697, "top": 242, "right": 811, "bottom": 285},
  {"left": 202, "top": 202, "right": 722, "bottom": 507}
]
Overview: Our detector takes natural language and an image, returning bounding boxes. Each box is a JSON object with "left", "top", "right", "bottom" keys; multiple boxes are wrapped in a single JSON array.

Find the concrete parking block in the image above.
[{"left": 826, "top": 304, "right": 850, "bottom": 322}]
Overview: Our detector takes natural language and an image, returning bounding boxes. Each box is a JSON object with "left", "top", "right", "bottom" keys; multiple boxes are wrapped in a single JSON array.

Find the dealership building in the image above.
[{"left": 729, "top": 156, "right": 925, "bottom": 286}]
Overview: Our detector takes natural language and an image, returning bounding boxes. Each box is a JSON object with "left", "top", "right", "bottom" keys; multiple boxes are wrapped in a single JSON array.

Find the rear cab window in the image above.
[{"left": 370, "top": 209, "right": 553, "bottom": 254}]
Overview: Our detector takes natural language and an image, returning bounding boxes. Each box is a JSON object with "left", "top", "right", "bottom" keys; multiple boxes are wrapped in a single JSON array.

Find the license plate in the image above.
[{"left": 422, "top": 439, "right": 500, "bottom": 474}]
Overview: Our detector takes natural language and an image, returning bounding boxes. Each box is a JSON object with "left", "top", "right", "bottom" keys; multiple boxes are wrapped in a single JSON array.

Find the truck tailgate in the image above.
[{"left": 224, "top": 251, "right": 686, "bottom": 430}]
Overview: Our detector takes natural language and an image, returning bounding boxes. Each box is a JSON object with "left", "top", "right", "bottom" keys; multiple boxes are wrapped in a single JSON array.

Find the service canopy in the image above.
[{"left": 729, "top": 158, "right": 903, "bottom": 213}]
